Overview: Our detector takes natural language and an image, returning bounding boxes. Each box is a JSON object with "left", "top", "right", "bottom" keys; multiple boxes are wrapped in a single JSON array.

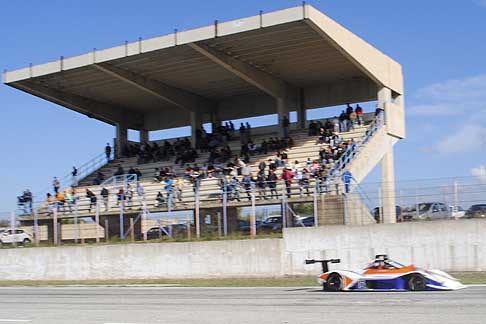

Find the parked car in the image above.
[
  {"left": 257, "top": 216, "right": 283, "bottom": 233},
  {"left": 238, "top": 220, "right": 262, "bottom": 233},
  {"left": 295, "top": 216, "right": 315, "bottom": 227},
  {"left": 449, "top": 205, "right": 466, "bottom": 219},
  {"left": 402, "top": 202, "right": 450, "bottom": 221},
  {"left": 0, "top": 229, "right": 32, "bottom": 245},
  {"left": 373, "top": 206, "right": 402, "bottom": 223},
  {"left": 465, "top": 204, "right": 486, "bottom": 219},
  {"left": 145, "top": 224, "right": 188, "bottom": 240}
]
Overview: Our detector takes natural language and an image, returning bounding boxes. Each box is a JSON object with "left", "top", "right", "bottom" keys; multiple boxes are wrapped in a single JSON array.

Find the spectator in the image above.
[
  {"left": 105, "top": 143, "right": 112, "bottom": 161},
  {"left": 116, "top": 187, "right": 125, "bottom": 207},
  {"left": 155, "top": 191, "right": 165, "bottom": 208},
  {"left": 53, "top": 177, "right": 60, "bottom": 194},
  {"left": 355, "top": 104, "right": 363, "bottom": 125},
  {"left": 165, "top": 177, "right": 174, "bottom": 209},
  {"left": 93, "top": 171, "right": 105, "bottom": 185},
  {"left": 23, "top": 189, "right": 33, "bottom": 214},
  {"left": 46, "top": 193, "right": 55, "bottom": 216},
  {"left": 281, "top": 166, "right": 294, "bottom": 198},
  {"left": 114, "top": 164, "right": 124, "bottom": 177},
  {"left": 348, "top": 110, "right": 357, "bottom": 130},
  {"left": 175, "top": 177, "right": 184, "bottom": 202},
  {"left": 86, "top": 189, "right": 97, "bottom": 212},
  {"left": 136, "top": 182, "right": 146, "bottom": 207},
  {"left": 339, "top": 111, "right": 347, "bottom": 132},
  {"left": 375, "top": 104, "right": 384, "bottom": 124},
  {"left": 126, "top": 183, "right": 134, "bottom": 209},
  {"left": 342, "top": 170, "right": 353, "bottom": 194},
  {"left": 100, "top": 187, "right": 109, "bottom": 211},
  {"left": 267, "top": 171, "right": 278, "bottom": 199},
  {"left": 56, "top": 191, "right": 66, "bottom": 213},
  {"left": 71, "top": 167, "right": 78, "bottom": 187},
  {"left": 65, "top": 190, "right": 74, "bottom": 213},
  {"left": 256, "top": 173, "right": 267, "bottom": 200}
]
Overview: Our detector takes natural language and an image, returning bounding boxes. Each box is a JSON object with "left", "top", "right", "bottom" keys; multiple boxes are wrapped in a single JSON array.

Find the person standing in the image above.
[
  {"left": 342, "top": 170, "right": 353, "bottom": 194},
  {"left": 71, "top": 167, "right": 78, "bottom": 187},
  {"left": 100, "top": 187, "right": 109, "bottom": 211},
  {"left": 86, "top": 189, "right": 97, "bottom": 212},
  {"left": 53, "top": 177, "right": 60, "bottom": 194},
  {"left": 136, "top": 182, "right": 146, "bottom": 208},
  {"left": 105, "top": 143, "right": 112, "bottom": 161}
]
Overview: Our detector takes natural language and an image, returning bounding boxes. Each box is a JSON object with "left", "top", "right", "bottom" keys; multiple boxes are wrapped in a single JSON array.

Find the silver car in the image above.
[{"left": 403, "top": 202, "right": 450, "bottom": 221}]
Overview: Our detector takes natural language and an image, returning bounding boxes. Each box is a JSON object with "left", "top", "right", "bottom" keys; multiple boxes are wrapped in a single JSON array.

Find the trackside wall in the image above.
[
  {"left": 0, "top": 220, "right": 485, "bottom": 280},
  {"left": 0, "top": 239, "right": 283, "bottom": 280},
  {"left": 284, "top": 220, "right": 486, "bottom": 275}
]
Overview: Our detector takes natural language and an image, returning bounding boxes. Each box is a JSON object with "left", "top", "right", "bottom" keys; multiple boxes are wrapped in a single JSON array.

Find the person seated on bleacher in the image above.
[
  {"left": 248, "top": 141, "right": 257, "bottom": 155},
  {"left": 153, "top": 168, "right": 162, "bottom": 183},
  {"left": 114, "top": 164, "right": 124, "bottom": 177},
  {"left": 56, "top": 191, "right": 66, "bottom": 213},
  {"left": 46, "top": 193, "right": 55, "bottom": 216},
  {"left": 155, "top": 191, "right": 165, "bottom": 208},
  {"left": 64, "top": 189, "right": 74, "bottom": 213},
  {"left": 128, "top": 166, "right": 137, "bottom": 178},
  {"left": 92, "top": 171, "right": 104, "bottom": 185}
]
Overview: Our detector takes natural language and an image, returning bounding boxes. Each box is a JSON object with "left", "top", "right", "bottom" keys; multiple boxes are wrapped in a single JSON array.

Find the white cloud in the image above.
[
  {"left": 407, "top": 74, "right": 486, "bottom": 155},
  {"left": 436, "top": 122, "right": 486, "bottom": 154},
  {"left": 409, "top": 74, "right": 486, "bottom": 117},
  {"left": 471, "top": 165, "right": 486, "bottom": 183}
]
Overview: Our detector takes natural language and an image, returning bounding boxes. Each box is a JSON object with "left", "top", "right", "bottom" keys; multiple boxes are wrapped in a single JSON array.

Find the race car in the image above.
[{"left": 305, "top": 254, "right": 466, "bottom": 291}]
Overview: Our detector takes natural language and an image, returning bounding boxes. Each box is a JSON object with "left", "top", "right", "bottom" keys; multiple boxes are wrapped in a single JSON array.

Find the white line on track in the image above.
[{"left": 0, "top": 320, "right": 32, "bottom": 323}]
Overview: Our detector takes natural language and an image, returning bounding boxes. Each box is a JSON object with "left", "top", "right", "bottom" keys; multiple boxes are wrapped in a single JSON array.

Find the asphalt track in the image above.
[{"left": 0, "top": 285, "right": 484, "bottom": 324}]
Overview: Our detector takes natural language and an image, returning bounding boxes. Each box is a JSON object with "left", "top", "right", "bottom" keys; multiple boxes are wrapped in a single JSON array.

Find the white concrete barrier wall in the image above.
[
  {"left": 284, "top": 219, "right": 486, "bottom": 275},
  {"left": 0, "top": 238, "right": 283, "bottom": 280},
  {"left": 0, "top": 220, "right": 485, "bottom": 280}
]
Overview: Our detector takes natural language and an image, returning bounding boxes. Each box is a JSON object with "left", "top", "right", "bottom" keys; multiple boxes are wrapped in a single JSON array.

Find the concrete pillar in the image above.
[
  {"left": 139, "top": 129, "right": 149, "bottom": 143},
  {"left": 378, "top": 87, "right": 392, "bottom": 125},
  {"left": 210, "top": 110, "right": 221, "bottom": 133},
  {"left": 190, "top": 111, "right": 202, "bottom": 148},
  {"left": 116, "top": 123, "right": 128, "bottom": 158},
  {"left": 297, "top": 88, "right": 306, "bottom": 129},
  {"left": 381, "top": 146, "right": 397, "bottom": 224},
  {"left": 276, "top": 98, "right": 287, "bottom": 137}
]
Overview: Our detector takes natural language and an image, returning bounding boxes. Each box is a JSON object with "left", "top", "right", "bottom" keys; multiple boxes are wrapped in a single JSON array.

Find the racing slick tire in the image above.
[
  {"left": 324, "top": 273, "right": 343, "bottom": 292},
  {"left": 407, "top": 274, "right": 427, "bottom": 291}
]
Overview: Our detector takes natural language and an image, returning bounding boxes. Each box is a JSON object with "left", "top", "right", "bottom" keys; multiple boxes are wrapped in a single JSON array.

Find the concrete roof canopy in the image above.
[{"left": 3, "top": 4, "right": 403, "bottom": 131}]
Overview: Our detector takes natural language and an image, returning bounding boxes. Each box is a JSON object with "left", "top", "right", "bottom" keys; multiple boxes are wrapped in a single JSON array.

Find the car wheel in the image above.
[
  {"left": 22, "top": 238, "right": 31, "bottom": 245},
  {"left": 325, "top": 273, "right": 343, "bottom": 292},
  {"left": 408, "top": 274, "right": 427, "bottom": 291}
]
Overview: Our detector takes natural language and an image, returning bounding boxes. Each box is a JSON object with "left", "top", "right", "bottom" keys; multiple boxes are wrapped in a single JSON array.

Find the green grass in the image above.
[{"left": 0, "top": 272, "right": 484, "bottom": 287}]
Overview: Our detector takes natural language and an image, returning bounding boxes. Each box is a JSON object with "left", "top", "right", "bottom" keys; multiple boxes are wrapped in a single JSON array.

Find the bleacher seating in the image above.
[{"left": 29, "top": 118, "right": 371, "bottom": 219}]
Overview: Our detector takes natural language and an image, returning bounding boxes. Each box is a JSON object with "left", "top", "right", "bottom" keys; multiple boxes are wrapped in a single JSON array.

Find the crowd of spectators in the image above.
[{"left": 26, "top": 106, "right": 378, "bottom": 216}]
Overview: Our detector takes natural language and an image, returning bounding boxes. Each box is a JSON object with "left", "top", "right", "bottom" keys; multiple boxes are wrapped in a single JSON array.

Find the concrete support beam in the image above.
[
  {"left": 378, "top": 86, "right": 396, "bottom": 224},
  {"left": 297, "top": 89, "right": 306, "bottom": 129},
  {"left": 381, "top": 147, "right": 396, "bottom": 224},
  {"left": 277, "top": 98, "right": 288, "bottom": 137},
  {"left": 378, "top": 87, "right": 392, "bottom": 110},
  {"left": 93, "top": 63, "right": 215, "bottom": 114},
  {"left": 116, "top": 123, "right": 128, "bottom": 158},
  {"left": 140, "top": 129, "right": 149, "bottom": 143},
  {"left": 11, "top": 81, "right": 143, "bottom": 128},
  {"left": 188, "top": 42, "right": 290, "bottom": 99},
  {"left": 191, "top": 111, "right": 202, "bottom": 148}
]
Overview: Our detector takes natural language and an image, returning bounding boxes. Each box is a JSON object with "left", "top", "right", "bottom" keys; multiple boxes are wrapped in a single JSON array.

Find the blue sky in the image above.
[{"left": 1, "top": 0, "right": 486, "bottom": 211}]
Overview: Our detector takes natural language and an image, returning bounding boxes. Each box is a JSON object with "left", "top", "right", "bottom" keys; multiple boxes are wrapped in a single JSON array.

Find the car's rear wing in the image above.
[{"left": 305, "top": 259, "right": 341, "bottom": 273}]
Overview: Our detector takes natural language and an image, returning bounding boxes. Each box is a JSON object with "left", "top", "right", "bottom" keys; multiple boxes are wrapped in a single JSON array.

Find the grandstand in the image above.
[{"left": 3, "top": 4, "right": 405, "bottom": 241}]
